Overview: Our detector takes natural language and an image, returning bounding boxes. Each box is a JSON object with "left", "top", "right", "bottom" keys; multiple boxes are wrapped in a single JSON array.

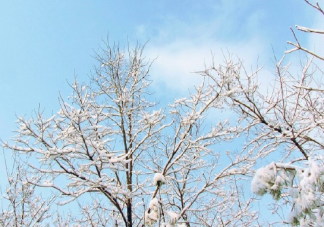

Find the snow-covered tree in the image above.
[
  {"left": 249, "top": 0, "right": 324, "bottom": 225},
  {"left": 2, "top": 41, "right": 260, "bottom": 226},
  {"left": 2, "top": 0, "right": 323, "bottom": 226},
  {"left": 0, "top": 154, "right": 56, "bottom": 227}
]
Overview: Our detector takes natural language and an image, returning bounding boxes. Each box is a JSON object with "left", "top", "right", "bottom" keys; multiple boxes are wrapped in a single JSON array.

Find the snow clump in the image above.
[
  {"left": 251, "top": 163, "right": 283, "bottom": 199},
  {"left": 166, "top": 210, "right": 179, "bottom": 225},
  {"left": 252, "top": 160, "right": 324, "bottom": 225},
  {"left": 153, "top": 173, "right": 165, "bottom": 187},
  {"left": 145, "top": 198, "right": 159, "bottom": 226}
]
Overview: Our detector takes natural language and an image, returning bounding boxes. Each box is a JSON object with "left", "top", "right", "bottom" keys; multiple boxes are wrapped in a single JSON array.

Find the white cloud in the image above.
[
  {"left": 146, "top": 36, "right": 271, "bottom": 94},
  {"left": 138, "top": 1, "right": 322, "bottom": 97},
  {"left": 133, "top": 2, "right": 277, "bottom": 95}
]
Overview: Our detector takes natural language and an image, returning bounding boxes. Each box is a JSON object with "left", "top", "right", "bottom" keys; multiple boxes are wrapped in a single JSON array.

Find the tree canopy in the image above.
[{"left": 1, "top": 0, "right": 324, "bottom": 226}]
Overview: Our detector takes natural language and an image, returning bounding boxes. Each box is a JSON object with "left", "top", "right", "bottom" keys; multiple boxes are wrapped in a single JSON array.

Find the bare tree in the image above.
[
  {"left": 143, "top": 57, "right": 263, "bottom": 226},
  {"left": 249, "top": 0, "right": 324, "bottom": 225},
  {"left": 3, "top": 1, "right": 323, "bottom": 226},
  {"left": 3, "top": 42, "right": 166, "bottom": 227},
  {"left": 3, "top": 40, "right": 262, "bottom": 226},
  {"left": 0, "top": 153, "right": 56, "bottom": 227}
]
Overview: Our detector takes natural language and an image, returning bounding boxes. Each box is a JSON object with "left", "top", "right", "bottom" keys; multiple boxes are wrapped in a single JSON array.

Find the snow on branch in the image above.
[
  {"left": 252, "top": 160, "right": 324, "bottom": 225},
  {"left": 296, "top": 25, "right": 324, "bottom": 34}
]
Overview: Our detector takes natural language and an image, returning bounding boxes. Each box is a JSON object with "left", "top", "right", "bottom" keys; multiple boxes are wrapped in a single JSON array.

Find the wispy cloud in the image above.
[
  {"left": 137, "top": 1, "right": 322, "bottom": 95},
  {"left": 137, "top": 5, "right": 272, "bottom": 93},
  {"left": 147, "top": 37, "right": 269, "bottom": 92}
]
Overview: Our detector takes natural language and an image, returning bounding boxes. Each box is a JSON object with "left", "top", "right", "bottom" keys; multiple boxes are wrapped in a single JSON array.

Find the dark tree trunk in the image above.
[{"left": 127, "top": 198, "right": 132, "bottom": 227}]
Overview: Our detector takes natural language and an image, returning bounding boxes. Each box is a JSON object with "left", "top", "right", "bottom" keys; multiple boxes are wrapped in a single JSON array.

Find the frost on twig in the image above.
[
  {"left": 296, "top": 25, "right": 324, "bottom": 34},
  {"left": 0, "top": 156, "right": 56, "bottom": 226}
]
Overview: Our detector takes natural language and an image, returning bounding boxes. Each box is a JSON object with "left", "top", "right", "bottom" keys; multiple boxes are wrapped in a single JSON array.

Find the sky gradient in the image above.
[{"left": 0, "top": 1, "right": 321, "bottom": 141}]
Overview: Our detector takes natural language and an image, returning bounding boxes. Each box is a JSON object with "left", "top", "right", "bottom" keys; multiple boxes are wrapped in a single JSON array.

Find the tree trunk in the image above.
[{"left": 126, "top": 198, "right": 132, "bottom": 227}]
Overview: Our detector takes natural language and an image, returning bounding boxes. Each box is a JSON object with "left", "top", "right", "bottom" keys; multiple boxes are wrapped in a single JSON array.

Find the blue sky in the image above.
[
  {"left": 0, "top": 1, "right": 320, "bottom": 142},
  {"left": 0, "top": 0, "right": 323, "bottom": 220}
]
